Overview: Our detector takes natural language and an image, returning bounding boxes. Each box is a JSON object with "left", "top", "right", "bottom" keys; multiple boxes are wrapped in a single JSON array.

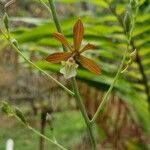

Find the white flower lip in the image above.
[{"left": 60, "top": 58, "right": 78, "bottom": 79}]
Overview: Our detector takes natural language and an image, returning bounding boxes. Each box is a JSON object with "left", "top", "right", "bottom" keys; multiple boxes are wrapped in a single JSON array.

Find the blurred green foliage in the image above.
[{"left": 0, "top": 0, "right": 150, "bottom": 149}]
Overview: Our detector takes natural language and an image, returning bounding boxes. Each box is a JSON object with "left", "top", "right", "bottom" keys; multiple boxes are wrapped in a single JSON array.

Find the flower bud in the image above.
[
  {"left": 130, "top": 0, "right": 139, "bottom": 13},
  {"left": 11, "top": 39, "right": 20, "bottom": 49},
  {"left": 3, "top": 13, "right": 9, "bottom": 31},
  {"left": 5, "top": 0, "right": 15, "bottom": 8},
  {"left": 15, "top": 107, "right": 28, "bottom": 125},
  {"left": 123, "top": 11, "right": 132, "bottom": 35},
  {"left": 130, "top": 49, "right": 137, "bottom": 60},
  {"left": 46, "top": 113, "right": 54, "bottom": 131},
  {"left": 121, "top": 49, "right": 137, "bottom": 73},
  {"left": 1, "top": 101, "right": 12, "bottom": 115}
]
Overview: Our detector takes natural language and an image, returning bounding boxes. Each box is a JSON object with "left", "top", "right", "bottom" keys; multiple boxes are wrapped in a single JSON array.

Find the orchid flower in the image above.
[{"left": 46, "top": 19, "right": 101, "bottom": 79}]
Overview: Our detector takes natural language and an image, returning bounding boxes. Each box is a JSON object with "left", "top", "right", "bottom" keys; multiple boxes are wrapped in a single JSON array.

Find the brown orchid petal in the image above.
[
  {"left": 46, "top": 52, "right": 72, "bottom": 63},
  {"left": 78, "top": 55, "right": 101, "bottom": 75},
  {"left": 53, "top": 33, "right": 73, "bottom": 50},
  {"left": 73, "top": 19, "right": 84, "bottom": 51},
  {"left": 80, "top": 43, "right": 95, "bottom": 53}
]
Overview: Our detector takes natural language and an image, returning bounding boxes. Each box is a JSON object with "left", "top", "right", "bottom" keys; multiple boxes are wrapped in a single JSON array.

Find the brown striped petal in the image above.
[
  {"left": 78, "top": 55, "right": 101, "bottom": 75},
  {"left": 46, "top": 52, "right": 72, "bottom": 63},
  {"left": 73, "top": 19, "right": 84, "bottom": 51},
  {"left": 79, "top": 43, "right": 95, "bottom": 53},
  {"left": 53, "top": 33, "right": 73, "bottom": 51}
]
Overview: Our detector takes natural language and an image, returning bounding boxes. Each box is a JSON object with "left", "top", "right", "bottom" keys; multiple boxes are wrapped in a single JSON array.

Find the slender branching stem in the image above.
[
  {"left": 39, "top": 0, "right": 52, "bottom": 13},
  {"left": 71, "top": 78, "right": 97, "bottom": 149},
  {"left": 91, "top": 42, "right": 129, "bottom": 123},
  {"left": 91, "top": 0, "right": 139, "bottom": 122},
  {"left": 48, "top": 0, "right": 66, "bottom": 51},
  {"left": 0, "top": 28, "right": 74, "bottom": 96},
  {"left": 47, "top": 0, "right": 97, "bottom": 149},
  {"left": 48, "top": 0, "right": 62, "bottom": 33},
  {"left": 13, "top": 115, "right": 67, "bottom": 150},
  {"left": 28, "top": 126, "right": 67, "bottom": 150},
  {"left": 105, "top": 0, "right": 150, "bottom": 110}
]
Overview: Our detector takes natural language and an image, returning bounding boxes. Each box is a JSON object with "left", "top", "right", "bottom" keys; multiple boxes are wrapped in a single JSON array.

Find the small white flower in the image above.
[{"left": 60, "top": 57, "right": 78, "bottom": 79}]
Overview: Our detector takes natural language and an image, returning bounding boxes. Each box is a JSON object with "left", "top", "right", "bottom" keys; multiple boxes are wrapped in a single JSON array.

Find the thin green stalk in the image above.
[
  {"left": 0, "top": 28, "right": 74, "bottom": 96},
  {"left": 39, "top": 0, "right": 52, "bottom": 14},
  {"left": 28, "top": 126, "right": 67, "bottom": 150},
  {"left": 48, "top": 0, "right": 62, "bottom": 33},
  {"left": 14, "top": 115, "right": 67, "bottom": 150},
  {"left": 1, "top": 102, "right": 67, "bottom": 150},
  {"left": 10, "top": 42, "right": 74, "bottom": 96},
  {"left": 105, "top": 0, "right": 150, "bottom": 108},
  {"left": 90, "top": 0, "right": 139, "bottom": 123},
  {"left": 91, "top": 42, "right": 129, "bottom": 123},
  {"left": 71, "top": 78, "right": 97, "bottom": 149},
  {"left": 47, "top": 0, "right": 97, "bottom": 149},
  {"left": 48, "top": 0, "right": 67, "bottom": 52}
]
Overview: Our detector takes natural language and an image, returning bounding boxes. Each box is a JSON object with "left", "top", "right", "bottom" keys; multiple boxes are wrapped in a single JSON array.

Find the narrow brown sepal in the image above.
[
  {"left": 53, "top": 32, "right": 73, "bottom": 51},
  {"left": 78, "top": 55, "right": 101, "bottom": 75},
  {"left": 80, "top": 43, "right": 95, "bottom": 53},
  {"left": 73, "top": 19, "right": 84, "bottom": 51},
  {"left": 46, "top": 52, "right": 72, "bottom": 63}
]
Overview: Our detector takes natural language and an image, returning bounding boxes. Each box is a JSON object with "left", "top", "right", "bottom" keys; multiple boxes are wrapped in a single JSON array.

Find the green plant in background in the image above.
[{"left": 1, "top": 0, "right": 150, "bottom": 149}]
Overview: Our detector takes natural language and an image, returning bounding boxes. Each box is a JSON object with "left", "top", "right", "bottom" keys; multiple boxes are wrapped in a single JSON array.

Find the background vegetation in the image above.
[{"left": 0, "top": 0, "right": 150, "bottom": 149}]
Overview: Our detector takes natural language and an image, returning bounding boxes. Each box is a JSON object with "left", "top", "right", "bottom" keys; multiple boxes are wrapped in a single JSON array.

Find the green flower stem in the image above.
[
  {"left": 91, "top": 42, "right": 129, "bottom": 123},
  {"left": 0, "top": 28, "right": 74, "bottom": 96},
  {"left": 48, "top": 0, "right": 67, "bottom": 52},
  {"left": 91, "top": 0, "right": 139, "bottom": 122},
  {"left": 28, "top": 126, "right": 67, "bottom": 150},
  {"left": 48, "top": 0, "right": 62, "bottom": 33},
  {"left": 47, "top": 0, "right": 97, "bottom": 149},
  {"left": 10, "top": 42, "right": 74, "bottom": 96},
  {"left": 14, "top": 115, "right": 67, "bottom": 150},
  {"left": 1, "top": 101, "right": 67, "bottom": 150},
  {"left": 71, "top": 78, "right": 97, "bottom": 149},
  {"left": 39, "top": 0, "right": 52, "bottom": 14}
]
